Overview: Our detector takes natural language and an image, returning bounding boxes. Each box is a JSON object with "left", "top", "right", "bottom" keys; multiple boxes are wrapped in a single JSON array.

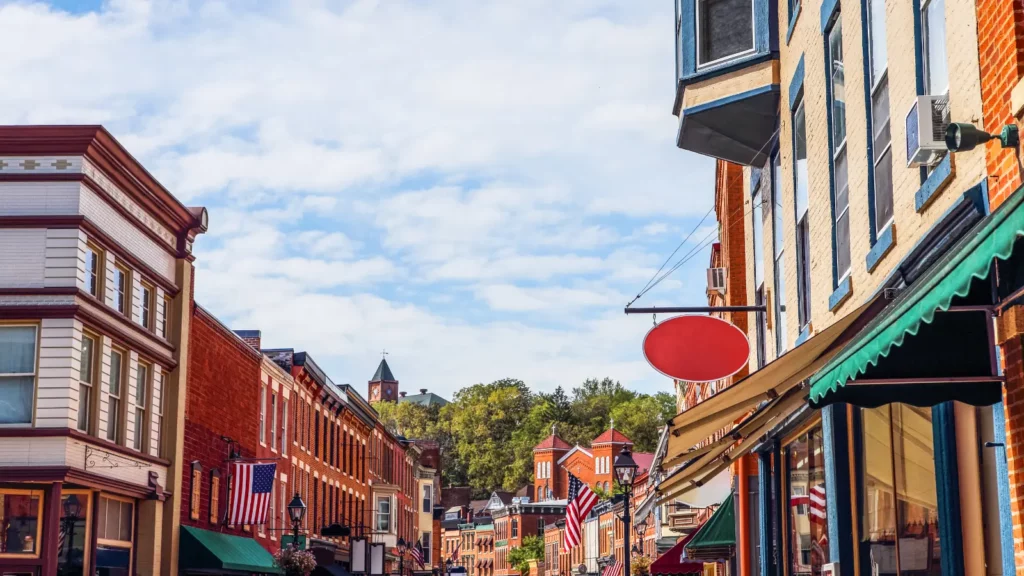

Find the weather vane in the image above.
[{"left": 381, "top": 349, "right": 388, "bottom": 359}]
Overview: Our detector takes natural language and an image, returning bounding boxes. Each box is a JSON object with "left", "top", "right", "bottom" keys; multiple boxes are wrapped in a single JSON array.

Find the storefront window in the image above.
[
  {"left": 58, "top": 493, "right": 90, "bottom": 576},
  {"left": 0, "top": 490, "right": 42, "bottom": 555},
  {"left": 861, "top": 405, "right": 941, "bottom": 576},
  {"left": 787, "top": 427, "right": 828, "bottom": 576},
  {"left": 95, "top": 496, "right": 133, "bottom": 576}
]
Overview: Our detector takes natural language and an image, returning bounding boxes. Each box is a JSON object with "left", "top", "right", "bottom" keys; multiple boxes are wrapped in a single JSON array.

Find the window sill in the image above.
[
  {"left": 796, "top": 324, "right": 812, "bottom": 346},
  {"left": 786, "top": 4, "right": 801, "bottom": 45},
  {"left": 915, "top": 154, "right": 955, "bottom": 212},
  {"left": 828, "top": 276, "right": 852, "bottom": 311},
  {"left": 866, "top": 224, "right": 896, "bottom": 273}
]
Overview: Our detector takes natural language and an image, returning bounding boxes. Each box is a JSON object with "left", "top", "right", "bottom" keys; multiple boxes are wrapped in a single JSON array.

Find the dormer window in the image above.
[{"left": 696, "top": 0, "right": 755, "bottom": 68}]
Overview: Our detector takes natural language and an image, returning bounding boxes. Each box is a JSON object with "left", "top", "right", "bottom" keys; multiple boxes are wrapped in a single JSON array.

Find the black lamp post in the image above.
[
  {"left": 398, "top": 537, "right": 408, "bottom": 576},
  {"left": 614, "top": 446, "right": 639, "bottom": 576},
  {"left": 288, "top": 493, "right": 307, "bottom": 549},
  {"left": 445, "top": 558, "right": 454, "bottom": 576},
  {"left": 60, "top": 494, "right": 83, "bottom": 561},
  {"left": 633, "top": 516, "right": 648, "bottom": 558}
]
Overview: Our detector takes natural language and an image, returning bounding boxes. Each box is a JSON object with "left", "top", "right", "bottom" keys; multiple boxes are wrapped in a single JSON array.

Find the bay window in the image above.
[
  {"left": 0, "top": 325, "right": 36, "bottom": 425},
  {"left": 696, "top": 0, "right": 755, "bottom": 67},
  {"left": 377, "top": 497, "right": 391, "bottom": 532}
]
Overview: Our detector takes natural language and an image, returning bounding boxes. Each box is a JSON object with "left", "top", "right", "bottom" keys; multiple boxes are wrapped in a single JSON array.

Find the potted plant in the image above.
[{"left": 274, "top": 546, "right": 317, "bottom": 576}]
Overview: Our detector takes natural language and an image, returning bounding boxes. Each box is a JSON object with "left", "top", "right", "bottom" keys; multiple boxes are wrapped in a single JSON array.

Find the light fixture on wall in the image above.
[{"left": 945, "top": 122, "right": 1019, "bottom": 152}]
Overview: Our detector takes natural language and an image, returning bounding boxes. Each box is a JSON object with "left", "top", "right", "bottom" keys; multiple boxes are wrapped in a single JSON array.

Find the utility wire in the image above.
[{"left": 626, "top": 125, "right": 781, "bottom": 307}]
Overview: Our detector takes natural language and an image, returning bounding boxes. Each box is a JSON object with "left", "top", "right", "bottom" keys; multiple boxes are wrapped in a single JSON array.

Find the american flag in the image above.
[
  {"left": 228, "top": 461, "right": 277, "bottom": 526},
  {"left": 563, "top": 473, "right": 598, "bottom": 550},
  {"left": 790, "top": 484, "right": 827, "bottom": 525},
  {"left": 411, "top": 540, "right": 425, "bottom": 568},
  {"left": 451, "top": 539, "right": 461, "bottom": 562}
]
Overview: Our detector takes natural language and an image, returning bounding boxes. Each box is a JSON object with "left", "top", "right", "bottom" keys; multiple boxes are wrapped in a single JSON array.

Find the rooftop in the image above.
[
  {"left": 592, "top": 429, "right": 633, "bottom": 445},
  {"left": 371, "top": 358, "right": 396, "bottom": 382}
]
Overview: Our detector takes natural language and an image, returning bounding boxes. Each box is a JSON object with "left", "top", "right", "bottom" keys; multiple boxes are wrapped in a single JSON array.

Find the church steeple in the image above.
[{"left": 369, "top": 354, "right": 399, "bottom": 404}]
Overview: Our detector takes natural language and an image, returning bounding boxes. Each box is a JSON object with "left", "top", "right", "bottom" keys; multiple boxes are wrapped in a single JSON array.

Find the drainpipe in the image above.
[{"left": 737, "top": 456, "right": 751, "bottom": 576}]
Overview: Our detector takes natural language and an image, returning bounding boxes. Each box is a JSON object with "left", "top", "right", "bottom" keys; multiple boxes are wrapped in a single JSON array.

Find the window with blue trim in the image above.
[
  {"left": 793, "top": 100, "right": 812, "bottom": 330},
  {"left": 695, "top": 0, "right": 755, "bottom": 69},
  {"left": 771, "top": 152, "right": 788, "bottom": 354},
  {"left": 921, "top": 0, "right": 948, "bottom": 97},
  {"left": 826, "top": 16, "right": 851, "bottom": 282},
  {"left": 867, "top": 0, "right": 893, "bottom": 235}
]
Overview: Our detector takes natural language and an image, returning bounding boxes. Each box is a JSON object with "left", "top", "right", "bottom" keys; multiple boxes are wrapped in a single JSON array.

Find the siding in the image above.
[
  {"left": 46, "top": 228, "right": 84, "bottom": 288},
  {"left": 35, "top": 317, "right": 80, "bottom": 429},
  {"left": 0, "top": 229, "right": 46, "bottom": 287},
  {"left": 0, "top": 180, "right": 80, "bottom": 215},
  {"left": 79, "top": 185, "right": 176, "bottom": 282}
]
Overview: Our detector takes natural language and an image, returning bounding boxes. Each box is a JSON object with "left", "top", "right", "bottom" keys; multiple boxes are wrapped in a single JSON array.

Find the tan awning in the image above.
[
  {"left": 664, "top": 298, "right": 881, "bottom": 466},
  {"left": 657, "top": 389, "right": 806, "bottom": 504}
]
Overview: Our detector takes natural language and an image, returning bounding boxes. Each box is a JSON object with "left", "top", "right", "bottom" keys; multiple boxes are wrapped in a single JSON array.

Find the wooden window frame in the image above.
[
  {"left": 161, "top": 296, "right": 173, "bottom": 340},
  {"left": 270, "top": 390, "right": 278, "bottom": 453},
  {"left": 96, "top": 494, "right": 135, "bottom": 562},
  {"left": 58, "top": 489, "right": 93, "bottom": 570},
  {"left": 84, "top": 243, "right": 105, "bottom": 300},
  {"left": 210, "top": 469, "right": 221, "bottom": 524},
  {"left": 0, "top": 488, "right": 44, "bottom": 558},
  {"left": 113, "top": 265, "right": 131, "bottom": 317},
  {"left": 190, "top": 462, "right": 203, "bottom": 521},
  {"left": 134, "top": 361, "right": 153, "bottom": 452},
  {"left": 107, "top": 348, "right": 128, "bottom": 444},
  {"left": 140, "top": 282, "right": 156, "bottom": 332},
  {"left": 259, "top": 385, "right": 267, "bottom": 447},
  {"left": 78, "top": 331, "right": 100, "bottom": 434}
]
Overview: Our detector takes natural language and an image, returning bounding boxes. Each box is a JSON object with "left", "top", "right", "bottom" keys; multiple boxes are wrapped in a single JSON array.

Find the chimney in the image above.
[
  {"left": 400, "top": 391, "right": 407, "bottom": 398},
  {"left": 420, "top": 388, "right": 427, "bottom": 395},
  {"left": 233, "top": 330, "right": 261, "bottom": 351}
]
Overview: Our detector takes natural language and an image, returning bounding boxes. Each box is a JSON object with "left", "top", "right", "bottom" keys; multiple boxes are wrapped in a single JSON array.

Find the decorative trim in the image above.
[
  {"left": 866, "top": 224, "right": 896, "bottom": 272},
  {"left": 788, "top": 55, "right": 805, "bottom": 109},
  {"left": 828, "top": 276, "right": 853, "bottom": 311},
  {"left": 0, "top": 305, "right": 78, "bottom": 319},
  {"left": 915, "top": 154, "right": 955, "bottom": 212},
  {"left": 786, "top": 2, "right": 801, "bottom": 45},
  {"left": 683, "top": 85, "right": 780, "bottom": 116},
  {"left": 819, "top": 0, "right": 840, "bottom": 34},
  {"left": 0, "top": 287, "right": 79, "bottom": 296}
]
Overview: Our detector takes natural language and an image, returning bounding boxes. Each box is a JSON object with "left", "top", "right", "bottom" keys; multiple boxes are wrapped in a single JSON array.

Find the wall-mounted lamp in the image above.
[{"left": 946, "top": 123, "right": 1019, "bottom": 152}]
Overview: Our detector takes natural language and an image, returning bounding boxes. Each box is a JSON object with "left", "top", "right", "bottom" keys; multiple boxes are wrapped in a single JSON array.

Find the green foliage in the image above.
[
  {"left": 506, "top": 535, "right": 545, "bottom": 574},
  {"left": 439, "top": 376, "right": 678, "bottom": 496}
]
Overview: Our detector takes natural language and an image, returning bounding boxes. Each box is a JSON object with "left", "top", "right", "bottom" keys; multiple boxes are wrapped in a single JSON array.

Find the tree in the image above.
[
  {"left": 610, "top": 395, "right": 670, "bottom": 453},
  {"left": 506, "top": 535, "right": 545, "bottom": 575},
  {"left": 374, "top": 400, "right": 466, "bottom": 487}
]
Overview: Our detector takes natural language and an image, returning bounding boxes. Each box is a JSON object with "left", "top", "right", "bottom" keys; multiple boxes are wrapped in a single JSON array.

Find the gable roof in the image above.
[
  {"left": 534, "top": 434, "right": 572, "bottom": 451},
  {"left": 400, "top": 392, "right": 449, "bottom": 407},
  {"left": 371, "top": 358, "right": 396, "bottom": 382},
  {"left": 633, "top": 452, "right": 656, "bottom": 475},
  {"left": 592, "top": 429, "right": 633, "bottom": 445},
  {"left": 556, "top": 445, "right": 594, "bottom": 465}
]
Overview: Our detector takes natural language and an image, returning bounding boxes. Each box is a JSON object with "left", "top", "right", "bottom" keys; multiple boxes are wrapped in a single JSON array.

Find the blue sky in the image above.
[{"left": 1, "top": 0, "right": 717, "bottom": 399}]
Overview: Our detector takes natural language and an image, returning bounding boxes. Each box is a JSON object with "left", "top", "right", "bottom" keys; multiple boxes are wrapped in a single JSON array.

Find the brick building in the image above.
[
  {"left": 532, "top": 425, "right": 654, "bottom": 503},
  {"left": 0, "top": 126, "right": 208, "bottom": 576},
  {"left": 493, "top": 500, "right": 565, "bottom": 576},
  {"left": 178, "top": 307, "right": 280, "bottom": 574}
]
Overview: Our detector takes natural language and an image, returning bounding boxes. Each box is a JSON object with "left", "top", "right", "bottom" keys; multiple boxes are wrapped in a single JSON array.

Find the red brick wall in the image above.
[
  {"left": 978, "top": 0, "right": 1024, "bottom": 208},
  {"left": 181, "top": 305, "right": 262, "bottom": 535}
]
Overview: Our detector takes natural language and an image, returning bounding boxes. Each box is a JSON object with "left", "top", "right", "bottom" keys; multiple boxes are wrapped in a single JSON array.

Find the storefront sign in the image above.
[{"left": 643, "top": 315, "right": 749, "bottom": 382}]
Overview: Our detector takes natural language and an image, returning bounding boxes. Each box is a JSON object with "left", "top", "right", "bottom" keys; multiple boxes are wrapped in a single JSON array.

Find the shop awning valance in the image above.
[
  {"left": 809, "top": 186, "right": 1024, "bottom": 406},
  {"left": 657, "top": 388, "right": 805, "bottom": 504},
  {"left": 685, "top": 496, "right": 735, "bottom": 562},
  {"left": 664, "top": 299, "right": 880, "bottom": 465},
  {"left": 179, "top": 526, "right": 284, "bottom": 574},
  {"left": 649, "top": 532, "right": 703, "bottom": 576}
]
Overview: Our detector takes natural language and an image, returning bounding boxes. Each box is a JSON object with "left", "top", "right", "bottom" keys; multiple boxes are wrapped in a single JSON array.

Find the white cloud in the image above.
[{"left": 3, "top": 0, "right": 719, "bottom": 397}]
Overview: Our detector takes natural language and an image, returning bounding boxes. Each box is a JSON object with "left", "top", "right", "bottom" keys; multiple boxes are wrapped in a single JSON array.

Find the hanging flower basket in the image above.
[{"left": 274, "top": 547, "right": 317, "bottom": 576}]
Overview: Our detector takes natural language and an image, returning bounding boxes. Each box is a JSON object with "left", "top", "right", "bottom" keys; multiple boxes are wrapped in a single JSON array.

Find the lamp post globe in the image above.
[{"left": 287, "top": 493, "right": 306, "bottom": 548}]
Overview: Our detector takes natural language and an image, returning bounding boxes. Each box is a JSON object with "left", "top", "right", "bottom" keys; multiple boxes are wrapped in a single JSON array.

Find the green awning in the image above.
[
  {"left": 809, "top": 185, "right": 1024, "bottom": 405},
  {"left": 686, "top": 494, "right": 734, "bottom": 561},
  {"left": 180, "top": 526, "right": 283, "bottom": 574}
]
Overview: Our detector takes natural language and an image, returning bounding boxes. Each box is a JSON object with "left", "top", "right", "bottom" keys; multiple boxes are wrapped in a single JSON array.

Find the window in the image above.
[
  {"left": 58, "top": 492, "right": 90, "bottom": 574},
  {"left": 538, "top": 518, "right": 545, "bottom": 534},
  {"left": 96, "top": 496, "right": 133, "bottom": 575},
  {"left": 753, "top": 173, "right": 767, "bottom": 367},
  {"left": 0, "top": 325, "right": 36, "bottom": 425},
  {"left": 210, "top": 470, "right": 221, "bottom": 524},
  {"left": 696, "top": 0, "right": 754, "bottom": 67},
  {"left": 161, "top": 296, "right": 173, "bottom": 339},
  {"left": 281, "top": 397, "right": 289, "bottom": 455},
  {"left": 190, "top": 462, "right": 202, "bottom": 521},
  {"left": 79, "top": 333, "right": 98, "bottom": 432},
  {"left": 85, "top": 244, "right": 103, "bottom": 298},
  {"left": 771, "top": 153, "right": 788, "bottom": 354},
  {"left": 377, "top": 498, "right": 391, "bottom": 532},
  {"left": 315, "top": 410, "right": 321, "bottom": 458},
  {"left": 423, "top": 484, "right": 433, "bottom": 513},
  {"left": 793, "top": 102, "right": 812, "bottom": 329},
  {"left": 921, "top": 0, "right": 948, "bottom": 96},
  {"left": 0, "top": 489, "right": 42, "bottom": 554},
  {"left": 107, "top": 349, "right": 125, "bottom": 442},
  {"left": 422, "top": 532, "right": 432, "bottom": 564},
  {"left": 113, "top": 265, "right": 129, "bottom": 315},
  {"left": 511, "top": 519, "right": 518, "bottom": 538},
  {"left": 867, "top": 0, "right": 893, "bottom": 234},
  {"left": 134, "top": 362, "right": 151, "bottom": 451},
  {"left": 259, "top": 386, "right": 267, "bottom": 446},
  {"left": 787, "top": 426, "right": 829, "bottom": 576},
  {"left": 270, "top": 392, "right": 278, "bottom": 451},
  {"left": 861, "top": 404, "right": 941, "bottom": 576},
  {"left": 153, "top": 370, "right": 163, "bottom": 458},
  {"left": 140, "top": 283, "right": 155, "bottom": 331},
  {"left": 269, "top": 480, "right": 277, "bottom": 539},
  {"left": 827, "top": 17, "right": 850, "bottom": 282}
]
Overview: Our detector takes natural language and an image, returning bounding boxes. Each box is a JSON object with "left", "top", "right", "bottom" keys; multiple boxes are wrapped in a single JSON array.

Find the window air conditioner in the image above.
[
  {"left": 707, "top": 267, "right": 727, "bottom": 295},
  {"left": 906, "top": 94, "right": 950, "bottom": 167}
]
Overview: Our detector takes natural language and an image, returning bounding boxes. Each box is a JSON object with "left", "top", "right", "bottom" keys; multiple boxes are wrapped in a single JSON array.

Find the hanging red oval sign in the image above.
[{"left": 642, "top": 315, "right": 750, "bottom": 382}]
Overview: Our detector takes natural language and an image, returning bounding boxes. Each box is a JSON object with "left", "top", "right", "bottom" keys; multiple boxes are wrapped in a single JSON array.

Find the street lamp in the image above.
[
  {"left": 633, "top": 516, "right": 648, "bottom": 558},
  {"left": 398, "top": 537, "right": 408, "bottom": 576},
  {"left": 614, "top": 446, "right": 639, "bottom": 576},
  {"left": 60, "top": 494, "right": 83, "bottom": 561},
  {"left": 445, "top": 557, "right": 454, "bottom": 576},
  {"left": 287, "top": 493, "right": 307, "bottom": 549}
]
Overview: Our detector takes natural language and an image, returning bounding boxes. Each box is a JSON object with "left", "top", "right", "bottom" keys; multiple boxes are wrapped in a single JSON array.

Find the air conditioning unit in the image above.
[
  {"left": 707, "top": 267, "right": 726, "bottom": 295},
  {"left": 906, "top": 94, "right": 950, "bottom": 167}
]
